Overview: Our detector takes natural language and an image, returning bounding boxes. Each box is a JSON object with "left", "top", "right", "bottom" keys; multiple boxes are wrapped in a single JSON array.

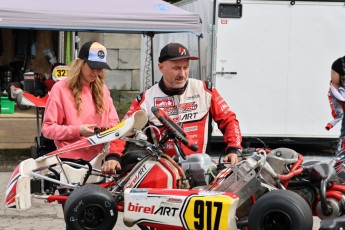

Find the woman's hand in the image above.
[{"left": 79, "top": 124, "right": 97, "bottom": 137}]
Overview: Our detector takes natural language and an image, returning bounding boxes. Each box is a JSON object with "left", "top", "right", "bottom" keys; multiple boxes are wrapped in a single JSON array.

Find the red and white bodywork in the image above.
[
  {"left": 123, "top": 188, "right": 239, "bottom": 230},
  {"left": 19, "top": 92, "right": 49, "bottom": 107}
]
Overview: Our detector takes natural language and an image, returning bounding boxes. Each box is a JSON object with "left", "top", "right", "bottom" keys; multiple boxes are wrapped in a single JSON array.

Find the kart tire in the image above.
[
  {"left": 15, "top": 93, "right": 31, "bottom": 111},
  {"left": 248, "top": 190, "right": 313, "bottom": 230},
  {"left": 16, "top": 102, "right": 31, "bottom": 111},
  {"left": 64, "top": 184, "right": 118, "bottom": 230}
]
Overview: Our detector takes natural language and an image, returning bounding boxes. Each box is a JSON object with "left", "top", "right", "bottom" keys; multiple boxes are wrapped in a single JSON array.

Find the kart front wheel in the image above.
[
  {"left": 248, "top": 189, "right": 313, "bottom": 230},
  {"left": 64, "top": 184, "right": 118, "bottom": 230}
]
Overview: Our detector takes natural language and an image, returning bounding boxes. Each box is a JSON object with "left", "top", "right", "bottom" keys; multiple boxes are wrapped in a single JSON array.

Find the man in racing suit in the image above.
[
  {"left": 102, "top": 43, "right": 242, "bottom": 174},
  {"left": 329, "top": 56, "right": 345, "bottom": 184},
  {"left": 329, "top": 56, "right": 345, "bottom": 156}
]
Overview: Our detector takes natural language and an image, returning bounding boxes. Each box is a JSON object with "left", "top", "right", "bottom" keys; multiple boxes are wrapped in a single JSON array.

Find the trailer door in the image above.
[{"left": 213, "top": 0, "right": 345, "bottom": 140}]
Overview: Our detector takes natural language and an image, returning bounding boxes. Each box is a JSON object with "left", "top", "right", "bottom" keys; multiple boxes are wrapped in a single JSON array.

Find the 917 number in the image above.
[
  {"left": 183, "top": 195, "right": 233, "bottom": 230},
  {"left": 194, "top": 200, "right": 222, "bottom": 230}
]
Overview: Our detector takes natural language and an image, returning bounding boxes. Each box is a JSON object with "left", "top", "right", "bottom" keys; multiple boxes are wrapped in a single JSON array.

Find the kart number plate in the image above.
[
  {"left": 52, "top": 65, "right": 68, "bottom": 81},
  {"left": 182, "top": 195, "right": 232, "bottom": 230}
]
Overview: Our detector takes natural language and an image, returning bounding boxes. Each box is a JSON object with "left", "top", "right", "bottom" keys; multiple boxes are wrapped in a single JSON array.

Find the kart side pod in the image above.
[
  {"left": 5, "top": 162, "right": 34, "bottom": 209},
  {"left": 5, "top": 156, "right": 60, "bottom": 210},
  {"left": 122, "top": 154, "right": 186, "bottom": 189},
  {"left": 123, "top": 188, "right": 239, "bottom": 230}
]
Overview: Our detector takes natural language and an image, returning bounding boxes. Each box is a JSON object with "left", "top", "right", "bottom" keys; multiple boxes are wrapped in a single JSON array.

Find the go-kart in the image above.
[
  {"left": 7, "top": 65, "right": 68, "bottom": 158},
  {"left": 5, "top": 107, "right": 345, "bottom": 229}
]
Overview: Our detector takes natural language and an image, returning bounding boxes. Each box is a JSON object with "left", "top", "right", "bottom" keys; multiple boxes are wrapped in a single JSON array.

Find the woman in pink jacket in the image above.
[{"left": 42, "top": 41, "right": 123, "bottom": 174}]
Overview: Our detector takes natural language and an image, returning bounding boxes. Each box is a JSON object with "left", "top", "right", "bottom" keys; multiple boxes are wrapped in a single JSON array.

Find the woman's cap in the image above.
[
  {"left": 158, "top": 43, "right": 199, "bottom": 63},
  {"left": 78, "top": 41, "right": 111, "bottom": 70}
]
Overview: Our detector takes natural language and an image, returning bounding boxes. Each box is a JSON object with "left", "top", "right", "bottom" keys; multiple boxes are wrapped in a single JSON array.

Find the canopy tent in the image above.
[
  {"left": 0, "top": 0, "right": 202, "bottom": 88},
  {"left": 0, "top": 0, "right": 202, "bottom": 35}
]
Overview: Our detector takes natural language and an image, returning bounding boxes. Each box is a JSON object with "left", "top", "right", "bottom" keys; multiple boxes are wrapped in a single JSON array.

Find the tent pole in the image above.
[
  {"left": 198, "top": 35, "right": 202, "bottom": 80},
  {"left": 65, "top": 32, "right": 71, "bottom": 64},
  {"left": 58, "top": 31, "right": 65, "bottom": 64},
  {"left": 74, "top": 32, "right": 79, "bottom": 59},
  {"left": 71, "top": 32, "right": 75, "bottom": 60},
  {"left": 150, "top": 35, "right": 154, "bottom": 86},
  {"left": 143, "top": 32, "right": 154, "bottom": 90}
]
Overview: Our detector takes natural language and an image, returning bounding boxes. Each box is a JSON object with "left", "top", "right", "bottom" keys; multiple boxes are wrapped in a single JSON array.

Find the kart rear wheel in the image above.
[
  {"left": 248, "top": 190, "right": 313, "bottom": 230},
  {"left": 64, "top": 184, "right": 118, "bottom": 230}
]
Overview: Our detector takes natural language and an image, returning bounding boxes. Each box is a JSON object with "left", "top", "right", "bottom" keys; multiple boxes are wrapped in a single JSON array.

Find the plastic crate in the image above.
[{"left": 0, "top": 96, "right": 15, "bottom": 114}]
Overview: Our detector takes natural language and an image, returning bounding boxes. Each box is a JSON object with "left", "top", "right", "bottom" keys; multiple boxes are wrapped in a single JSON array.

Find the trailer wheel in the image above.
[
  {"left": 64, "top": 184, "right": 118, "bottom": 230},
  {"left": 248, "top": 190, "right": 313, "bottom": 230}
]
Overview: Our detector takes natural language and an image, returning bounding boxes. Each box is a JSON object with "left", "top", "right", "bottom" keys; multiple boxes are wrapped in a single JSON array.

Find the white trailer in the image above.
[{"left": 152, "top": 0, "right": 345, "bottom": 144}]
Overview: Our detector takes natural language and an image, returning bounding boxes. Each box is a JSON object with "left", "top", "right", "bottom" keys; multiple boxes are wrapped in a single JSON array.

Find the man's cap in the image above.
[
  {"left": 158, "top": 43, "right": 199, "bottom": 63},
  {"left": 78, "top": 41, "right": 111, "bottom": 70}
]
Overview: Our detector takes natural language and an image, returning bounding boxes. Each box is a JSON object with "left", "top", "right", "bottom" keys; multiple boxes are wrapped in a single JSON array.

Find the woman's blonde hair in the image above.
[{"left": 66, "top": 59, "right": 105, "bottom": 115}]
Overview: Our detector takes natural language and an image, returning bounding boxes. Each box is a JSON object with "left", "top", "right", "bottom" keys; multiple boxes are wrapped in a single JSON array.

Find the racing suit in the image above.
[
  {"left": 329, "top": 56, "right": 345, "bottom": 157},
  {"left": 120, "top": 78, "right": 242, "bottom": 157},
  {"left": 327, "top": 56, "right": 345, "bottom": 185},
  {"left": 326, "top": 82, "right": 344, "bottom": 132}
]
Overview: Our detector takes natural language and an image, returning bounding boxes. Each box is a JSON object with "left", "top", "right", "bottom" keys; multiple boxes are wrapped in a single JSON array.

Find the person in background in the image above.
[
  {"left": 327, "top": 56, "right": 345, "bottom": 184},
  {"left": 102, "top": 42, "right": 242, "bottom": 174},
  {"left": 42, "top": 41, "right": 123, "bottom": 174},
  {"left": 327, "top": 56, "right": 345, "bottom": 155}
]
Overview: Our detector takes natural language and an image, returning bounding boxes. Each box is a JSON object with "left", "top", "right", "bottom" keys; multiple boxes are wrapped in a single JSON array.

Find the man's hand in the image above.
[
  {"left": 101, "top": 160, "right": 121, "bottom": 175},
  {"left": 223, "top": 153, "right": 238, "bottom": 164}
]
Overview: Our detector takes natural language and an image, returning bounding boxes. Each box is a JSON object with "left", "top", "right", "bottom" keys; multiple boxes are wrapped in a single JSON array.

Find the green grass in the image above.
[
  {"left": 110, "top": 89, "right": 136, "bottom": 119},
  {"left": 115, "top": 101, "right": 132, "bottom": 120}
]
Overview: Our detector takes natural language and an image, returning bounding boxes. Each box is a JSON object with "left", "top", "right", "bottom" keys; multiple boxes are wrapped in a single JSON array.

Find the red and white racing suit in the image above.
[{"left": 118, "top": 78, "right": 242, "bottom": 157}]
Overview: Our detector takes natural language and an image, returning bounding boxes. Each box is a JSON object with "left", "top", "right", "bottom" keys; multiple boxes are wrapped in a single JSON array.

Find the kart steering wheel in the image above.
[{"left": 151, "top": 106, "right": 198, "bottom": 159}]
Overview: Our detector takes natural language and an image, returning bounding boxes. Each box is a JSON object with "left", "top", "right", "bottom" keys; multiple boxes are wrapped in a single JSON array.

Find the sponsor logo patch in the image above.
[
  {"left": 154, "top": 97, "right": 174, "bottom": 107},
  {"left": 184, "top": 126, "right": 198, "bottom": 132},
  {"left": 127, "top": 202, "right": 179, "bottom": 216},
  {"left": 179, "top": 102, "right": 198, "bottom": 113}
]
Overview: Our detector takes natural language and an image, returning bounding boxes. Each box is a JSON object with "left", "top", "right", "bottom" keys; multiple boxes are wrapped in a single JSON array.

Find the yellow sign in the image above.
[
  {"left": 182, "top": 195, "right": 233, "bottom": 230},
  {"left": 52, "top": 65, "right": 68, "bottom": 81}
]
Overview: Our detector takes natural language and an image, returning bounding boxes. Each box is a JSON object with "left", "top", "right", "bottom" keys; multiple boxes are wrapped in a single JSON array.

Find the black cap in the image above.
[
  {"left": 158, "top": 43, "right": 199, "bottom": 63},
  {"left": 78, "top": 41, "right": 111, "bottom": 70}
]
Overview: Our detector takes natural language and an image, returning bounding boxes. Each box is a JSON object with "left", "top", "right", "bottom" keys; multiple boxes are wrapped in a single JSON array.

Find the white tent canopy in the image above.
[{"left": 0, "top": 0, "right": 202, "bottom": 35}]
